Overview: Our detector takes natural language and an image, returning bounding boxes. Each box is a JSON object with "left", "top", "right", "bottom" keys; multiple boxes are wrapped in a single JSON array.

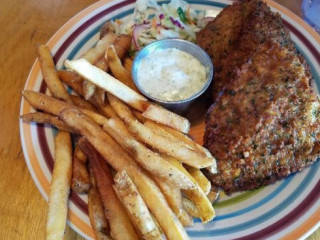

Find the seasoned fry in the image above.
[
  {"left": 142, "top": 104, "right": 190, "bottom": 134},
  {"left": 107, "top": 45, "right": 138, "bottom": 91},
  {"left": 21, "top": 90, "right": 107, "bottom": 126},
  {"left": 71, "top": 144, "right": 90, "bottom": 194},
  {"left": 123, "top": 57, "right": 133, "bottom": 74},
  {"left": 183, "top": 185, "right": 215, "bottom": 223},
  {"left": 182, "top": 197, "right": 200, "bottom": 219},
  {"left": 82, "top": 141, "right": 139, "bottom": 240},
  {"left": 153, "top": 178, "right": 182, "bottom": 215},
  {"left": 98, "top": 103, "right": 118, "bottom": 119},
  {"left": 64, "top": 59, "right": 148, "bottom": 111},
  {"left": 139, "top": 114, "right": 217, "bottom": 174},
  {"left": 129, "top": 119, "right": 214, "bottom": 168},
  {"left": 207, "top": 188, "right": 220, "bottom": 204},
  {"left": 164, "top": 156, "right": 215, "bottom": 222},
  {"left": 95, "top": 55, "right": 109, "bottom": 72},
  {"left": 88, "top": 167, "right": 112, "bottom": 240},
  {"left": 37, "top": 45, "right": 72, "bottom": 104},
  {"left": 152, "top": 123, "right": 217, "bottom": 174},
  {"left": 144, "top": 120, "right": 191, "bottom": 147},
  {"left": 46, "top": 131, "right": 72, "bottom": 240},
  {"left": 60, "top": 109, "right": 189, "bottom": 240},
  {"left": 184, "top": 165, "right": 211, "bottom": 195},
  {"left": 20, "top": 112, "right": 75, "bottom": 133},
  {"left": 80, "top": 108, "right": 108, "bottom": 126},
  {"left": 22, "top": 90, "right": 73, "bottom": 115},
  {"left": 112, "top": 34, "right": 132, "bottom": 60},
  {"left": 83, "top": 80, "right": 96, "bottom": 100},
  {"left": 104, "top": 118, "right": 195, "bottom": 189},
  {"left": 107, "top": 94, "right": 214, "bottom": 168},
  {"left": 153, "top": 178, "right": 193, "bottom": 227},
  {"left": 58, "top": 70, "right": 84, "bottom": 96},
  {"left": 107, "top": 93, "right": 135, "bottom": 120},
  {"left": 82, "top": 32, "right": 117, "bottom": 100},
  {"left": 92, "top": 88, "right": 106, "bottom": 107},
  {"left": 114, "top": 170, "right": 164, "bottom": 240},
  {"left": 69, "top": 95, "right": 98, "bottom": 112},
  {"left": 82, "top": 32, "right": 117, "bottom": 64},
  {"left": 178, "top": 209, "right": 194, "bottom": 227}
]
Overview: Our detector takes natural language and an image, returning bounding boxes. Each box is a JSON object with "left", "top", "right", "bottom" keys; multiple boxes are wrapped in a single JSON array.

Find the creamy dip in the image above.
[{"left": 137, "top": 48, "right": 207, "bottom": 101}]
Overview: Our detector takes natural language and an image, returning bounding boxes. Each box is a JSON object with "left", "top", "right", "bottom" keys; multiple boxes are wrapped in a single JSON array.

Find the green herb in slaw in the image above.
[{"left": 110, "top": 0, "right": 207, "bottom": 50}]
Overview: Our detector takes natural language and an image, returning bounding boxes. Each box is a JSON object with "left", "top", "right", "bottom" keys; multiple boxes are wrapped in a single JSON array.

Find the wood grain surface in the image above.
[{"left": 0, "top": 0, "right": 318, "bottom": 239}]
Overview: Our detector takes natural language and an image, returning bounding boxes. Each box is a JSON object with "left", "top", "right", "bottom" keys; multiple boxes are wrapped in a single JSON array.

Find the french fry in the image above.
[
  {"left": 132, "top": 110, "right": 146, "bottom": 123},
  {"left": 103, "top": 118, "right": 195, "bottom": 189},
  {"left": 107, "top": 45, "right": 138, "bottom": 91},
  {"left": 182, "top": 197, "right": 200, "bottom": 219},
  {"left": 107, "top": 94, "right": 214, "bottom": 168},
  {"left": 153, "top": 177, "right": 194, "bottom": 227},
  {"left": 37, "top": 45, "right": 72, "bottom": 104},
  {"left": 71, "top": 144, "right": 90, "bottom": 194},
  {"left": 69, "top": 95, "right": 98, "bottom": 112},
  {"left": 95, "top": 55, "right": 109, "bottom": 72},
  {"left": 46, "top": 131, "right": 72, "bottom": 240},
  {"left": 81, "top": 140, "right": 139, "bottom": 240},
  {"left": 92, "top": 88, "right": 106, "bottom": 107},
  {"left": 142, "top": 104, "right": 190, "bottom": 134},
  {"left": 184, "top": 165, "right": 211, "bottom": 195},
  {"left": 88, "top": 167, "right": 112, "bottom": 240},
  {"left": 156, "top": 124, "right": 217, "bottom": 174},
  {"left": 183, "top": 185, "right": 215, "bottom": 223},
  {"left": 153, "top": 178, "right": 182, "bottom": 216},
  {"left": 20, "top": 112, "right": 75, "bottom": 133},
  {"left": 98, "top": 102, "right": 118, "bottom": 119},
  {"left": 123, "top": 57, "right": 133, "bottom": 74},
  {"left": 58, "top": 70, "right": 84, "bottom": 96},
  {"left": 207, "top": 188, "right": 220, "bottom": 204},
  {"left": 81, "top": 32, "right": 117, "bottom": 100},
  {"left": 83, "top": 80, "right": 96, "bottom": 100},
  {"left": 22, "top": 90, "right": 71, "bottom": 115},
  {"left": 144, "top": 120, "right": 217, "bottom": 174},
  {"left": 21, "top": 90, "right": 107, "bottom": 126},
  {"left": 64, "top": 59, "right": 148, "bottom": 111},
  {"left": 178, "top": 209, "right": 194, "bottom": 227},
  {"left": 130, "top": 119, "right": 214, "bottom": 168},
  {"left": 80, "top": 108, "right": 108, "bottom": 126},
  {"left": 144, "top": 120, "right": 191, "bottom": 148},
  {"left": 164, "top": 156, "right": 215, "bottom": 223},
  {"left": 82, "top": 32, "right": 117, "bottom": 65},
  {"left": 114, "top": 170, "right": 164, "bottom": 240},
  {"left": 60, "top": 109, "right": 189, "bottom": 240},
  {"left": 111, "top": 34, "right": 132, "bottom": 60}
]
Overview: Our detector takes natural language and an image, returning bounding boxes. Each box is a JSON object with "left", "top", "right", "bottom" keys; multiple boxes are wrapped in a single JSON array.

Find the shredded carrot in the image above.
[
  {"left": 186, "top": 7, "right": 195, "bottom": 25},
  {"left": 152, "top": 17, "right": 157, "bottom": 28}
]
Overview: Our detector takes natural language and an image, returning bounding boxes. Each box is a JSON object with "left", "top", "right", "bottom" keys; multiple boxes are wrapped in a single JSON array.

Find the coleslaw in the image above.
[{"left": 111, "top": 0, "right": 209, "bottom": 50}]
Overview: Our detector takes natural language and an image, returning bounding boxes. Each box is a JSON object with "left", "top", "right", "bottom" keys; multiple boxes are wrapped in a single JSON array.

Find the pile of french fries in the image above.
[{"left": 21, "top": 22, "right": 218, "bottom": 240}]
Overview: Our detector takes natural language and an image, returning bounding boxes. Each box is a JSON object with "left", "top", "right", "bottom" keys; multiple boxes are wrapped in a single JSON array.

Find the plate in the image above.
[{"left": 19, "top": 0, "right": 320, "bottom": 239}]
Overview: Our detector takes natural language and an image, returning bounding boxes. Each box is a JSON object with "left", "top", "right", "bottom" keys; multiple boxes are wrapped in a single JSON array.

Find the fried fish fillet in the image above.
[
  {"left": 200, "top": 0, "right": 320, "bottom": 194},
  {"left": 197, "top": 0, "right": 293, "bottom": 101}
]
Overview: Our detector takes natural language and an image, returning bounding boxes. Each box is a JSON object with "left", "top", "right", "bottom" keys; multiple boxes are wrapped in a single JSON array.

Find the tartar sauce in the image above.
[{"left": 137, "top": 48, "right": 207, "bottom": 101}]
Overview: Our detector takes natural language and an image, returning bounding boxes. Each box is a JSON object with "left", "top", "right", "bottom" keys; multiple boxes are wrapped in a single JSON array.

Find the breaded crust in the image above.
[{"left": 201, "top": 0, "right": 320, "bottom": 194}]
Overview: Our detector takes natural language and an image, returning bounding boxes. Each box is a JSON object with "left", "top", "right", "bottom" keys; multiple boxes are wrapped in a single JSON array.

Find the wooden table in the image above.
[{"left": 0, "top": 0, "right": 318, "bottom": 239}]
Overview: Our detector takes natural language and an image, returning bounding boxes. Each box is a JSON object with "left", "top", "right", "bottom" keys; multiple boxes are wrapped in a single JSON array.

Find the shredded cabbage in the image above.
[{"left": 111, "top": 0, "right": 206, "bottom": 50}]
